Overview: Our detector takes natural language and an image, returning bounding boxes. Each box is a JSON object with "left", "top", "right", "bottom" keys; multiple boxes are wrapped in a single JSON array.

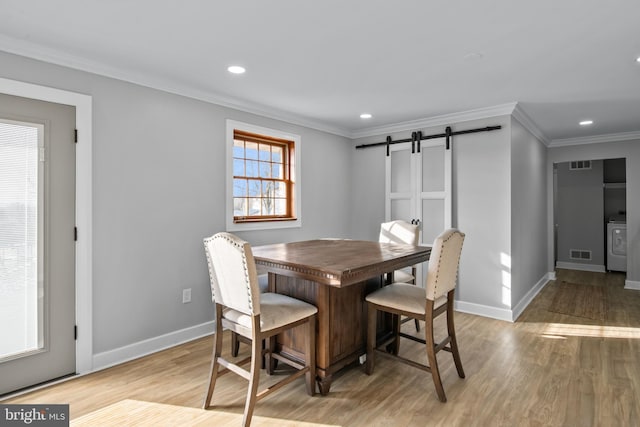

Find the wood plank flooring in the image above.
[{"left": 3, "top": 269, "right": 640, "bottom": 426}]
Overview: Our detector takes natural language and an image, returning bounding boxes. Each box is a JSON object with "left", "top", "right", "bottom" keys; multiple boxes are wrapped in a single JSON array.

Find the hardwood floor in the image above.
[{"left": 3, "top": 269, "right": 640, "bottom": 426}]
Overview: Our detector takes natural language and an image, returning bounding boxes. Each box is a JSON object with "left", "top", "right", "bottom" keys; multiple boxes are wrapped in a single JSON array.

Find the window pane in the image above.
[
  {"left": 258, "top": 144, "right": 270, "bottom": 161},
  {"left": 233, "top": 159, "right": 245, "bottom": 176},
  {"left": 245, "top": 142, "right": 258, "bottom": 160},
  {"left": 272, "top": 163, "right": 283, "bottom": 179},
  {"left": 275, "top": 199, "right": 287, "bottom": 215},
  {"left": 233, "top": 179, "right": 247, "bottom": 197},
  {"left": 274, "top": 181, "right": 286, "bottom": 197},
  {"left": 233, "top": 198, "right": 247, "bottom": 216},
  {"left": 0, "top": 121, "right": 40, "bottom": 359},
  {"left": 272, "top": 146, "right": 283, "bottom": 163},
  {"left": 262, "top": 181, "right": 273, "bottom": 196},
  {"left": 246, "top": 160, "right": 259, "bottom": 177},
  {"left": 248, "top": 179, "right": 261, "bottom": 197},
  {"left": 248, "top": 198, "right": 261, "bottom": 215},
  {"left": 262, "top": 197, "right": 275, "bottom": 216},
  {"left": 233, "top": 139, "right": 244, "bottom": 158},
  {"left": 259, "top": 161, "right": 271, "bottom": 178}
]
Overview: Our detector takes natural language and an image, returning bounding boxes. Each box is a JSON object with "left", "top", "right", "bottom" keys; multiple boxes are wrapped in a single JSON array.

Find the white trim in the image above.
[
  {"left": 548, "top": 271, "right": 557, "bottom": 281},
  {"left": 549, "top": 131, "right": 640, "bottom": 147},
  {"left": 225, "top": 120, "right": 302, "bottom": 232},
  {"left": 511, "top": 273, "right": 552, "bottom": 321},
  {"left": 555, "top": 261, "right": 606, "bottom": 273},
  {"left": 351, "top": 102, "right": 517, "bottom": 139},
  {"left": 624, "top": 280, "right": 640, "bottom": 290},
  {"left": 512, "top": 104, "right": 550, "bottom": 146},
  {"left": 454, "top": 300, "right": 514, "bottom": 322},
  {"left": 0, "top": 77, "right": 93, "bottom": 374},
  {"left": 92, "top": 321, "right": 214, "bottom": 372}
]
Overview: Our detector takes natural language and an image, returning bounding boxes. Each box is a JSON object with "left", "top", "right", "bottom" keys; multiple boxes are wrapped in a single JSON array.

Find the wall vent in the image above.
[
  {"left": 569, "top": 160, "right": 592, "bottom": 170},
  {"left": 569, "top": 249, "right": 592, "bottom": 260}
]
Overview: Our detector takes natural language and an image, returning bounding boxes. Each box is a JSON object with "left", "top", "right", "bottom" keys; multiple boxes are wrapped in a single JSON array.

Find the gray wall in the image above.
[
  {"left": 555, "top": 160, "right": 605, "bottom": 268},
  {"left": 510, "top": 118, "right": 548, "bottom": 307},
  {"left": 0, "top": 51, "right": 352, "bottom": 354},
  {"left": 548, "top": 140, "right": 640, "bottom": 284}
]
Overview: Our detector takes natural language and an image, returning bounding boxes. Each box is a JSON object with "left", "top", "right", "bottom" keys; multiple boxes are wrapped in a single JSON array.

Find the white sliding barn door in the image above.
[{"left": 385, "top": 136, "right": 452, "bottom": 286}]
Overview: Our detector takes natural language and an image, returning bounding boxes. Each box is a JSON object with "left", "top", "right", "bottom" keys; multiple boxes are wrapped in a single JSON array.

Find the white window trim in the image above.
[{"left": 226, "top": 119, "right": 302, "bottom": 231}]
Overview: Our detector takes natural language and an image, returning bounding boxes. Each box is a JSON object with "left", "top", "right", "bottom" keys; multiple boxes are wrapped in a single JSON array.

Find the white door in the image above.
[
  {"left": 0, "top": 93, "right": 76, "bottom": 395},
  {"left": 385, "top": 135, "right": 452, "bottom": 285}
]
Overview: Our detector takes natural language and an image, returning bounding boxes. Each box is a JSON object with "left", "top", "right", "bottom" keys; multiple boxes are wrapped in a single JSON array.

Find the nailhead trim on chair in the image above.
[
  {"left": 430, "top": 230, "right": 464, "bottom": 300},
  {"left": 205, "top": 233, "right": 255, "bottom": 313}
]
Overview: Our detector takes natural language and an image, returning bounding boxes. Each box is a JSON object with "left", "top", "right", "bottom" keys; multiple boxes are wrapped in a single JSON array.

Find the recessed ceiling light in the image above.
[
  {"left": 579, "top": 120, "right": 593, "bottom": 126},
  {"left": 360, "top": 113, "right": 372, "bottom": 119},
  {"left": 463, "top": 52, "right": 484, "bottom": 61},
  {"left": 227, "top": 65, "right": 246, "bottom": 74},
  {"left": 636, "top": 56, "right": 640, "bottom": 63}
]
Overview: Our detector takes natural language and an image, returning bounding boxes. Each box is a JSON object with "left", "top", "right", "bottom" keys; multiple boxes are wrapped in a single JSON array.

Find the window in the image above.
[{"left": 226, "top": 120, "right": 301, "bottom": 231}]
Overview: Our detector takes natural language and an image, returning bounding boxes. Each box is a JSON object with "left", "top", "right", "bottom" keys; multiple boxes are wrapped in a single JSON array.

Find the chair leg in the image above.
[
  {"left": 446, "top": 293, "right": 465, "bottom": 378},
  {"left": 365, "top": 302, "right": 377, "bottom": 375},
  {"left": 414, "top": 318, "right": 421, "bottom": 332},
  {"left": 392, "top": 313, "right": 401, "bottom": 355},
  {"left": 231, "top": 331, "right": 240, "bottom": 357},
  {"left": 203, "top": 308, "right": 224, "bottom": 409},
  {"left": 265, "top": 335, "right": 277, "bottom": 375},
  {"left": 425, "top": 303, "right": 447, "bottom": 403},
  {"left": 242, "top": 334, "right": 262, "bottom": 427},
  {"left": 305, "top": 314, "right": 317, "bottom": 396}
]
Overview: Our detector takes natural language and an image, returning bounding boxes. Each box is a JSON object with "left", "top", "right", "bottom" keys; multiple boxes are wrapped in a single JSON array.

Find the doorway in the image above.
[
  {"left": 553, "top": 158, "right": 627, "bottom": 274},
  {"left": 0, "top": 94, "right": 76, "bottom": 395}
]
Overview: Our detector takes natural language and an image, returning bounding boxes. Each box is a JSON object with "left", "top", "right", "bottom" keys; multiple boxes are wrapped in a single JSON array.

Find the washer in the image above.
[{"left": 607, "top": 221, "right": 627, "bottom": 272}]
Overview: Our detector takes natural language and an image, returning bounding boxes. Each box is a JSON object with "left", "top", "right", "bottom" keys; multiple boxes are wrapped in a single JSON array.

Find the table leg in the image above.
[{"left": 318, "top": 374, "right": 333, "bottom": 396}]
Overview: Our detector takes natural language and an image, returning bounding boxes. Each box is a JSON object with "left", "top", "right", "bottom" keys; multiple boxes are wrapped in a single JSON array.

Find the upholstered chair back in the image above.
[
  {"left": 203, "top": 232, "right": 261, "bottom": 316},
  {"left": 425, "top": 229, "right": 465, "bottom": 301},
  {"left": 379, "top": 220, "right": 419, "bottom": 245}
]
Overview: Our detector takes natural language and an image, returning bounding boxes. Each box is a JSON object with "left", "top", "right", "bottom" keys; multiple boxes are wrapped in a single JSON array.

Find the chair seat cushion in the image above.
[
  {"left": 223, "top": 292, "right": 317, "bottom": 332},
  {"left": 366, "top": 283, "right": 446, "bottom": 315},
  {"left": 392, "top": 269, "right": 415, "bottom": 283}
]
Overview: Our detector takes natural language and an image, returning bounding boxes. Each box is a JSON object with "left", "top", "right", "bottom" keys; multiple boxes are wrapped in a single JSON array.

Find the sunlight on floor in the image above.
[
  {"left": 71, "top": 399, "right": 342, "bottom": 427},
  {"left": 541, "top": 323, "right": 640, "bottom": 339}
]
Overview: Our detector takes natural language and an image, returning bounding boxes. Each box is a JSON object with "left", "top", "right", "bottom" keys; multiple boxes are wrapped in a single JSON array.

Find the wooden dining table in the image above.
[{"left": 252, "top": 238, "right": 431, "bottom": 395}]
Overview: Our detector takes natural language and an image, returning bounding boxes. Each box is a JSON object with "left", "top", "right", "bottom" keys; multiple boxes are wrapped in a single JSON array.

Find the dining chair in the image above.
[
  {"left": 203, "top": 232, "right": 317, "bottom": 427},
  {"left": 379, "top": 219, "right": 421, "bottom": 331},
  {"left": 230, "top": 272, "right": 268, "bottom": 358},
  {"left": 366, "top": 228, "right": 465, "bottom": 402}
]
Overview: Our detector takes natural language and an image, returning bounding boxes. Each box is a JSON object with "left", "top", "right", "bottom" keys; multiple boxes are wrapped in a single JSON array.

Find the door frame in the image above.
[{"left": 0, "top": 77, "right": 93, "bottom": 375}]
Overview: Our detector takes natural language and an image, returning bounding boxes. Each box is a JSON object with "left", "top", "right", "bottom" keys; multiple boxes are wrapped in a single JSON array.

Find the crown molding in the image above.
[
  {"left": 350, "top": 102, "right": 518, "bottom": 139},
  {"left": 511, "top": 104, "right": 550, "bottom": 146},
  {"left": 549, "top": 131, "right": 640, "bottom": 147},
  {"left": 0, "top": 35, "right": 352, "bottom": 138}
]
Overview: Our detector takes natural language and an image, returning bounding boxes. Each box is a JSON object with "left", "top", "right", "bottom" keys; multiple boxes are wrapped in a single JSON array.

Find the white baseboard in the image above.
[
  {"left": 555, "top": 262, "right": 606, "bottom": 273},
  {"left": 511, "top": 273, "right": 552, "bottom": 321},
  {"left": 454, "top": 300, "right": 514, "bottom": 322},
  {"left": 92, "top": 321, "right": 214, "bottom": 372},
  {"left": 456, "top": 272, "right": 552, "bottom": 323},
  {"left": 625, "top": 280, "right": 640, "bottom": 290}
]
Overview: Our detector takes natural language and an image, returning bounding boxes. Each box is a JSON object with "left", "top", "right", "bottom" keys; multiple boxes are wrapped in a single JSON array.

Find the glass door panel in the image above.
[{"left": 0, "top": 120, "right": 44, "bottom": 361}]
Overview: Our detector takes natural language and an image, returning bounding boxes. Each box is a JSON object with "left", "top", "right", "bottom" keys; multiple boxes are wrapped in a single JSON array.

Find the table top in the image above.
[{"left": 252, "top": 239, "right": 431, "bottom": 287}]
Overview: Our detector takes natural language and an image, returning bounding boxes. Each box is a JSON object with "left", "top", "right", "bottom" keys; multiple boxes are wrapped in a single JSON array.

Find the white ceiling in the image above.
[{"left": 1, "top": 0, "right": 639, "bottom": 143}]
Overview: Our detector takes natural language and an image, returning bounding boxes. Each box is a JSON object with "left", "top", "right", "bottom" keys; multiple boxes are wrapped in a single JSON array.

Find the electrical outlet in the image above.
[
  {"left": 359, "top": 354, "right": 366, "bottom": 364},
  {"left": 182, "top": 288, "right": 192, "bottom": 304}
]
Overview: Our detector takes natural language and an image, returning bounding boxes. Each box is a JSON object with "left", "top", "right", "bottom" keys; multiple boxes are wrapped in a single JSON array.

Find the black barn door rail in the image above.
[{"left": 355, "top": 125, "right": 502, "bottom": 156}]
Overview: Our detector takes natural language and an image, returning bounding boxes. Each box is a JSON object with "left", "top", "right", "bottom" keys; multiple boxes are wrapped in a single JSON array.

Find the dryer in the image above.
[{"left": 607, "top": 221, "right": 627, "bottom": 272}]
